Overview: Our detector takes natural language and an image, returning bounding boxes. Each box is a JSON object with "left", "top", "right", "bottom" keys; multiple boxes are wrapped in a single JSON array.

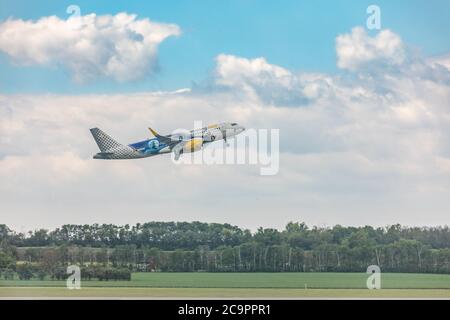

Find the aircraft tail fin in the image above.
[{"left": 90, "top": 128, "right": 123, "bottom": 152}]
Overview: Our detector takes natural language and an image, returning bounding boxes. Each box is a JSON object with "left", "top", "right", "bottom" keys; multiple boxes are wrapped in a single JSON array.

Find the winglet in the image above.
[
  {"left": 148, "top": 127, "right": 172, "bottom": 144},
  {"left": 148, "top": 127, "right": 160, "bottom": 138}
]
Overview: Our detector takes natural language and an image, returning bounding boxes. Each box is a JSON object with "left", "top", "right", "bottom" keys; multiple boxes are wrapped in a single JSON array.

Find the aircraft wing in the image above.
[
  {"left": 172, "top": 142, "right": 184, "bottom": 161},
  {"left": 148, "top": 127, "right": 201, "bottom": 159}
]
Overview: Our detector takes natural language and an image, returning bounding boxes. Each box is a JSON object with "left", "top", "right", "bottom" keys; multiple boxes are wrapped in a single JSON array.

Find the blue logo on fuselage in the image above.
[{"left": 129, "top": 138, "right": 166, "bottom": 155}]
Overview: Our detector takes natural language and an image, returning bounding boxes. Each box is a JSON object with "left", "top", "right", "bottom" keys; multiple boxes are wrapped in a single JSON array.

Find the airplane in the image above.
[{"left": 90, "top": 122, "right": 245, "bottom": 160}]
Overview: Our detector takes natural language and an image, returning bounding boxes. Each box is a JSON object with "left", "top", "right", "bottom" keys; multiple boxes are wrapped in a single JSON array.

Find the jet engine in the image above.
[
  {"left": 182, "top": 138, "right": 203, "bottom": 153},
  {"left": 173, "top": 138, "right": 203, "bottom": 160}
]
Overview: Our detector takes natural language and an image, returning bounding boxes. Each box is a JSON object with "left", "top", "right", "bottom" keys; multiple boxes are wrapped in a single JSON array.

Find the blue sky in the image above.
[
  {"left": 2, "top": 1, "right": 450, "bottom": 229},
  {"left": 1, "top": 0, "right": 450, "bottom": 94}
]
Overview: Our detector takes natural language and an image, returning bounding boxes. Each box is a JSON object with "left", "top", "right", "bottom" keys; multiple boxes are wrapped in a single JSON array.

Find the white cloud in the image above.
[
  {"left": 215, "top": 54, "right": 292, "bottom": 87},
  {"left": 336, "top": 27, "right": 405, "bottom": 71},
  {"left": 213, "top": 54, "right": 334, "bottom": 106},
  {"left": 429, "top": 53, "right": 450, "bottom": 71},
  {"left": 0, "top": 13, "right": 180, "bottom": 82},
  {"left": 1, "top": 27, "right": 450, "bottom": 230}
]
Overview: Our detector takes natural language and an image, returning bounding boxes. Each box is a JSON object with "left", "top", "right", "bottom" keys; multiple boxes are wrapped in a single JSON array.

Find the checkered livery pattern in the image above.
[
  {"left": 90, "top": 128, "right": 140, "bottom": 159},
  {"left": 90, "top": 128, "right": 123, "bottom": 152}
]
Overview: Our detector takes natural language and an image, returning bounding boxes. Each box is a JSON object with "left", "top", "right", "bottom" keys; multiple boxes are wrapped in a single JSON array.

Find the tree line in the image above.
[
  {"left": 1, "top": 222, "right": 449, "bottom": 278},
  {"left": 2, "top": 222, "right": 251, "bottom": 249},
  {"left": 10, "top": 263, "right": 131, "bottom": 281}
]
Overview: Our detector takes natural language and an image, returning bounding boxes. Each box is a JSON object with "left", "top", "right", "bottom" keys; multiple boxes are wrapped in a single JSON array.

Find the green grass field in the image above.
[
  {"left": 1, "top": 273, "right": 449, "bottom": 298},
  {"left": 1, "top": 287, "right": 450, "bottom": 298}
]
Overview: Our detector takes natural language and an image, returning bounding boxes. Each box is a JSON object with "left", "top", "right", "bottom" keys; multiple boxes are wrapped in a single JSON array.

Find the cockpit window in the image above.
[{"left": 231, "top": 123, "right": 237, "bottom": 126}]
